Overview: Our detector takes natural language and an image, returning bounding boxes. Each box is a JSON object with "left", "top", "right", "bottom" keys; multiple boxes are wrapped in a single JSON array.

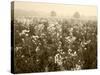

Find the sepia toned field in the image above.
[{"left": 13, "top": 16, "right": 97, "bottom": 73}]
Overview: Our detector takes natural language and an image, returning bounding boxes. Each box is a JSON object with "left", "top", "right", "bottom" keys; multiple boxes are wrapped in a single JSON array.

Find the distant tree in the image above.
[
  {"left": 50, "top": 11, "right": 56, "bottom": 17},
  {"left": 73, "top": 12, "right": 80, "bottom": 18}
]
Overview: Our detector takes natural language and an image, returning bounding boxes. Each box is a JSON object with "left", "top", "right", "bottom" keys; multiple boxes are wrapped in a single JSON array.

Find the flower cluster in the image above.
[{"left": 14, "top": 17, "right": 97, "bottom": 73}]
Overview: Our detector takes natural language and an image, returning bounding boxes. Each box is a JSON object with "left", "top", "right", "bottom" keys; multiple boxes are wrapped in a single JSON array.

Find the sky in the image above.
[{"left": 14, "top": 1, "right": 97, "bottom": 17}]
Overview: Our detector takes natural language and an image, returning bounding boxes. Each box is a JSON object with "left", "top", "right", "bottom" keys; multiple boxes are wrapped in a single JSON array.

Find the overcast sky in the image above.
[{"left": 14, "top": 1, "right": 97, "bottom": 17}]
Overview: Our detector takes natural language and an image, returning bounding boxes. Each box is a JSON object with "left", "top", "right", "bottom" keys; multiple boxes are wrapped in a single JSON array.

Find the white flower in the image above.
[
  {"left": 22, "top": 38, "right": 25, "bottom": 42},
  {"left": 21, "top": 55, "right": 25, "bottom": 58},
  {"left": 32, "top": 35, "right": 39, "bottom": 40},
  {"left": 84, "top": 48, "right": 87, "bottom": 50},
  {"left": 55, "top": 53, "right": 63, "bottom": 66},
  {"left": 35, "top": 46, "right": 40, "bottom": 52},
  {"left": 25, "top": 60, "right": 27, "bottom": 63},
  {"left": 25, "top": 34, "right": 29, "bottom": 36},
  {"left": 36, "top": 59, "right": 39, "bottom": 62},
  {"left": 75, "top": 64, "right": 81, "bottom": 70}
]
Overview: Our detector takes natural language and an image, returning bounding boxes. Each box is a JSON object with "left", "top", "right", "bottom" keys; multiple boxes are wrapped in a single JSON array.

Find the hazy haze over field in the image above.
[{"left": 13, "top": 1, "right": 97, "bottom": 18}]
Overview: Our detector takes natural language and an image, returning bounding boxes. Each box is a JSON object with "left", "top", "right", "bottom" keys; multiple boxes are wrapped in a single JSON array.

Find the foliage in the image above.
[{"left": 14, "top": 17, "right": 97, "bottom": 73}]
